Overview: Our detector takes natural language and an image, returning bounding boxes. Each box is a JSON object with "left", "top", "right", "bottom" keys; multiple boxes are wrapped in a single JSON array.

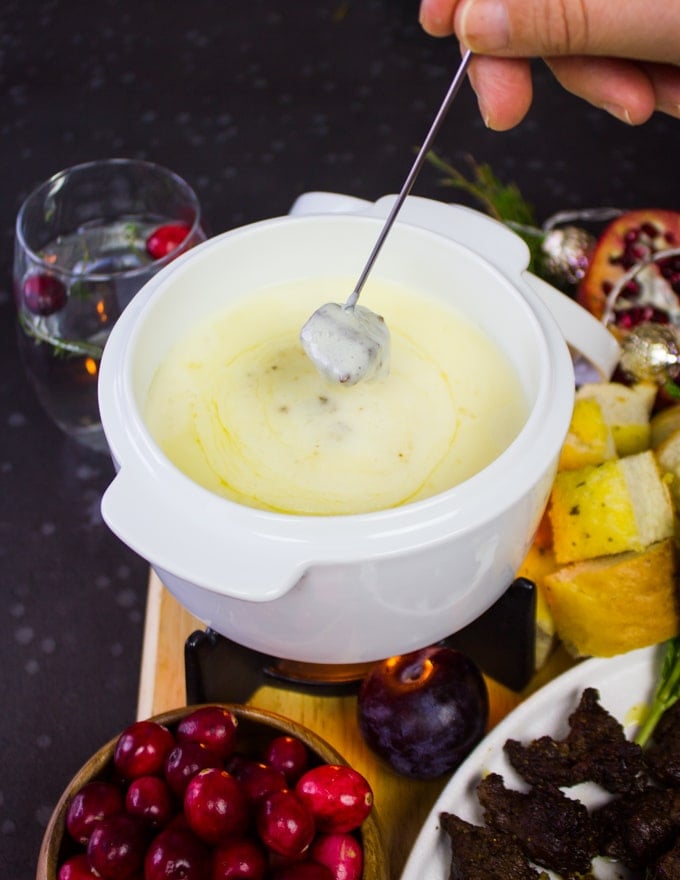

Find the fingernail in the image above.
[
  {"left": 467, "top": 67, "right": 492, "bottom": 127},
  {"left": 659, "top": 102, "right": 680, "bottom": 119},
  {"left": 458, "top": 0, "right": 510, "bottom": 51},
  {"left": 602, "top": 103, "right": 633, "bottom": 125}
]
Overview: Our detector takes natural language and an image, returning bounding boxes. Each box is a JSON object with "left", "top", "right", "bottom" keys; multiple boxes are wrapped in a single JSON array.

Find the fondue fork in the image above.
[{"left": 300, "top": 49, "right": 473, "bottom": 386}]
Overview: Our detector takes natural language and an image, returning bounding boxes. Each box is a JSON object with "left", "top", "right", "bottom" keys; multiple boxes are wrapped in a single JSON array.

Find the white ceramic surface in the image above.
[
  {"left": 400, "top": 644, "right": 663, "bottom": 880},
  {"left": 98, "top": 198, "right": 616, "bottom": 663}
]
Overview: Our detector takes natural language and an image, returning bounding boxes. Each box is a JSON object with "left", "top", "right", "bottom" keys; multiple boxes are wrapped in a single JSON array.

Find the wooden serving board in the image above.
[{"left": 137, "top": 571, "right": 573, "bottom": 879}]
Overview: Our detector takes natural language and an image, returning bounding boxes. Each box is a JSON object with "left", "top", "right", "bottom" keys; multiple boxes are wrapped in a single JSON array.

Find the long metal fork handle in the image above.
[{"left": 345, "top": 49, "right": 473, "bottom": 310}]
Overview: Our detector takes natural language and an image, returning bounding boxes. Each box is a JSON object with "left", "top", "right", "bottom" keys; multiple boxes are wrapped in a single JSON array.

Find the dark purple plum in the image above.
[{"left": 356, "top": 645, "right": 489, "bottom": 779}]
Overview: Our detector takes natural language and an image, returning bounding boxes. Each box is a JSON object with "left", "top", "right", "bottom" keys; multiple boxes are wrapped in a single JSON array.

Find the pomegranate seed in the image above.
[
  {"left": 640, "top": 221, "right": 660, "bottom": 238},
  {"left": 621, "top": 279, "right": 642, "bottom": 299},
  {"left": 615, "top": 306, "right": 671, "bottom": 330}
]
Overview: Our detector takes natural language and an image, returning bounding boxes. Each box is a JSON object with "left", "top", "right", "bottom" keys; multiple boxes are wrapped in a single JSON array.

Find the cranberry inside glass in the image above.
[{"left": 13, "top": 158, "right": 205, "bottom": 452}]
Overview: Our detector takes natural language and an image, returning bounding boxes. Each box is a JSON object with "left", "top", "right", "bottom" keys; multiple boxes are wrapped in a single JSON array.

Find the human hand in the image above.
[{"left": 419, "top": 0, "right": 680, "bottom": 129}]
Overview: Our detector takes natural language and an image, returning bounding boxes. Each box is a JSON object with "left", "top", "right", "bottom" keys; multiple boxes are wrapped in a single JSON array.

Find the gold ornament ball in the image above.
[{"left": 619, "top": 323, "right": 680, "bottom": 384}]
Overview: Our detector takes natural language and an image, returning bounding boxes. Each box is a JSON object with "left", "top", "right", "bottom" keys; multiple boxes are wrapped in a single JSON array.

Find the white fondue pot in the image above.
[{"left": 98, "top": 197, "right": 619, "bottom": 664}]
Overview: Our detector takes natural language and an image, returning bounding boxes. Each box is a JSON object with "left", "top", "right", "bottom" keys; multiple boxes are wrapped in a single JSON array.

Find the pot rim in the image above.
[{"left": 99, "top": 211, "right": 574, "bottom": 598}]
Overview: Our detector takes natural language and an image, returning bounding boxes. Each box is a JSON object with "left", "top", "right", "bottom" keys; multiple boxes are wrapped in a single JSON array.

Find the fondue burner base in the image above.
[{"left": 184, "top": 578, "right": 537, "bottom": 703}]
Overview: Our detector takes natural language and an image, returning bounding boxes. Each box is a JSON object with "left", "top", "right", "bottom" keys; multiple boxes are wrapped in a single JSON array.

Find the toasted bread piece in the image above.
[
  {"left": 651, "top": 404, "right": 680, "bottom": 449},
  {"left": 543, "top": 539, "right": 680, "bottom": 657},
  {"left": 655, "top": 428, "right": 680, "bottom": 511},
  {"left": 576, "top": 381, "right": 656, "bottom": 456},
  {"left": 549, "top": 450, "right": 674, "bottom": 564},
  {"left": 559, "top": 397, "right": 617, "bottom": 470}
]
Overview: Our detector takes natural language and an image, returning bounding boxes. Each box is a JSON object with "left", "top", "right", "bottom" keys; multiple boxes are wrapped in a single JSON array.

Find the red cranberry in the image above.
[
  {"left": 165, "top": 740, "right": 222, "bottom": 797},
  {"left": 66, "top": 780, "right": 124, "bottom": 844},
  {"left": 144, "top": 827, "right": 210, "bottom": 880},
  {"left": 165, "top": 811, "right": 191, "bottom": 833},
  {"left": 256, "top": 789, "right": 316, "bottom": 859},
  {"left": 262, "top": 736, "right": 310, "bottom": 785},
  {"left": 125, "top": 775, "right": 175, "bottom": 827},
  {"left": 309, "top": 831, "right": 364, "bottom": 880},
  {"left": 295, "top": 766, "right": 372, "bottom": 833},
  {"left": 114, "top": 720, "right": 176, "bottom": 780},
  {"left": 145, "top": 222, "right": 191, "bottom": 260},
  {"left": 229, "top": 756, "right": 287, "bottom": 805},
  {"left": 176, "top": 706, "right": 238, "bottom": 760},
  {"left": 57, "top": 853, "right": 100, "bottom": 879},
  {"left": 184, "top": 767, "right": 250, "bottom": 844},
  {"left": 212, "top": 837, "right": 268, "bottom": 880},
  {"left": 22, "top": 272, "right": 67, "bottom": 316},
  {"left": 272, "top": 863, "right": 335, "bottom": 880},
  {"left": 86, "top": 813, "right": 148, "bottom": 880}
]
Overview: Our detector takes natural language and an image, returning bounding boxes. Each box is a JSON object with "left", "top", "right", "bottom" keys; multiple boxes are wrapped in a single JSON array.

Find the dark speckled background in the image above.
[{"left": 0, "top": 0, "right": 678, "bottom": 876}]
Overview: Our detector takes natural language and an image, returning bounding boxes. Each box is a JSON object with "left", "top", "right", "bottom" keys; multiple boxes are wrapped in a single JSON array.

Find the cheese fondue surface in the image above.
[{"left": 144, "top": 279, "right": 528, "bottom": 514}]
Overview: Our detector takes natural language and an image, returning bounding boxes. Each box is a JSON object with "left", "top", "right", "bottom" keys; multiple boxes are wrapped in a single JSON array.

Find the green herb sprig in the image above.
[
  {"left": 18, "top": 311, "right": 104, "bottom": 360},
  {"left": 635, "top": 636, "right": 680, "bottom": 747},
  {"left": 425, "top": 151, "right": 546, "bottom": 273}
]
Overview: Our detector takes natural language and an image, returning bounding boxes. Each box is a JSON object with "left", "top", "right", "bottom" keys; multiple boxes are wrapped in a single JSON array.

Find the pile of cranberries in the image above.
[{"left": 56, "top": 706, "right": 373, "bottom": 880}]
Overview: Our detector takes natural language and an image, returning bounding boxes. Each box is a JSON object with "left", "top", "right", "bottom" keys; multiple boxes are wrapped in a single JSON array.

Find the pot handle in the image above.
[
  {"left": 523, "top": 273, "right": 620, "bottom": 380},
  {"left": 290, "top": 191, "right": 620, "bottom": 380},
  {"left": 101, "top": 465, "right": 310, "bottom": 602}
]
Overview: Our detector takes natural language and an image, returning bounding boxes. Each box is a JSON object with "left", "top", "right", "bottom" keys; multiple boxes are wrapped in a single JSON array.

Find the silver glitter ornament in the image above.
[
  {"left": 619, "top": 323, "right": 680, "bottom": 384},
  {"left": 541, "top": 226, "right": 596, "bottom": 287}
]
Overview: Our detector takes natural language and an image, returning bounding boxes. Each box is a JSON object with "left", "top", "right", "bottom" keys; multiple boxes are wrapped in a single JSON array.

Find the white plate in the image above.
[{"left": 400, "top": 645, "right": 666, "bottom": 880}]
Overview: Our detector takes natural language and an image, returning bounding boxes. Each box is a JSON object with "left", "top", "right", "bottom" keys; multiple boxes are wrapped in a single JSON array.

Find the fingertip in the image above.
[
  {"left": 456, "top": 0, "right": 510, "bottom": 52},
  {"left": 547, "top": 57, "right": 658, "bottom": 126},
  {"left": 419, "top": 0, "right": 457, "bottom": 36},
  {"left": 468, "top": 55, "right": 533, "bottom": 130}
]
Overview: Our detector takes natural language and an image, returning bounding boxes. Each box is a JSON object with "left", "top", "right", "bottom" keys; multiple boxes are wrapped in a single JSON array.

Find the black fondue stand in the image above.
[
  {"left": 2, "top": 2, "right": 678, "bottom": 877},
  {"left": 184, "top": 579, "right": 538, "bottom": 703}
]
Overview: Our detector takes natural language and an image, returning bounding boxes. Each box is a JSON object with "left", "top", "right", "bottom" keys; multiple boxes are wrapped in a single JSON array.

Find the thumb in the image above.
[{"left": 456, "top": 0, "right": 680, "bottom": 64}]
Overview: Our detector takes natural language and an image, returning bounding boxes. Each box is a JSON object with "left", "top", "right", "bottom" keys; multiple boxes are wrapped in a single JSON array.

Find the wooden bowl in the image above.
[{"left": 36, "top": 703, "right": 388, "bottom": 880}]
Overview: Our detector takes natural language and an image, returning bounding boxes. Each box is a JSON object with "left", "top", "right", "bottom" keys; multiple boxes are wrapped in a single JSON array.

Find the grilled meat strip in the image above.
[{"left": 504, "top": 687, "right": 647, "bottom": 794}]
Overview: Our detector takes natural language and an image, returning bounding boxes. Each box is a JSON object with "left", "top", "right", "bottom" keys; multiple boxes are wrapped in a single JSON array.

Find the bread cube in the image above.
[
  {"left": 558, "top": 397, "right": 616, "bottom": 470},
  {"left": 575, "top": 381, "right": 656, "bottom": 456},
  {"left": 543, "top": 539, "right": 679, "bottom": 657},
  {"left": 651, "top": 403, "right": 680, "bottom": 449},
  {"left": 655, "top": 428, "right": 680, "bottom": 511},
  {"left": 549, "top": 450, "right": 674, "bottom": 564}
]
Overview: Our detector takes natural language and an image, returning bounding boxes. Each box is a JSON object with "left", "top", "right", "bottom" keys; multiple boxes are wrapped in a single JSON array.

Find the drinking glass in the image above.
[{"left": 14, "top": 158, "right": 206, "bottom": 452}]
